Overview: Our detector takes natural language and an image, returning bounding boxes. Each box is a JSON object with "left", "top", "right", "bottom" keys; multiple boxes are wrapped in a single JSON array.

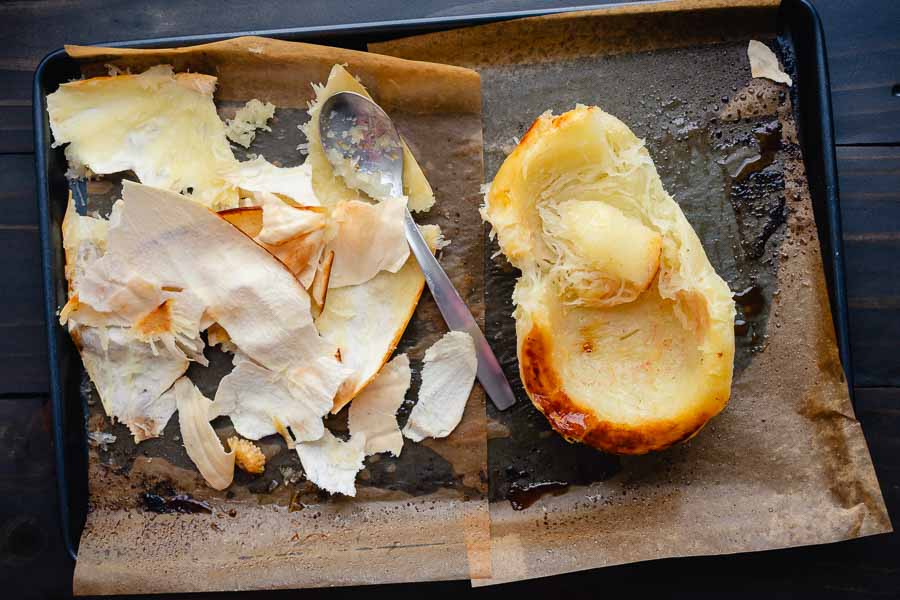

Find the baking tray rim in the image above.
[{"left": 32, "top": 0, "right": 848, "bottom": 564}]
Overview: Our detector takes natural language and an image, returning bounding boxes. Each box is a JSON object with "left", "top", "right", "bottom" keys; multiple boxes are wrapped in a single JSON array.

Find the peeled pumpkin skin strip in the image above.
[
  {"left": 318, "top": 224, "right": 446, "bottom": 413},
  {"left": 166, "top": 377, "right": 235, "bottom": 490},
  {"left": 748, "top": 40, "right": 792, "bottom": 86},
  {"left": 250, "top": 192, "right": 327, "bottom": 288},
  {"left": 218, "top": 204, "right": 325, "bottom": 289},
  {"left": 211, "top": 354, "right": 353, "bottom": 443},
  {"left": 60, "top": 196, "right": 194, "bottom": 444},
  {"left": 325, "top": 196, "right": 410, "bottom": 288},
  {"left": 295, "top": 429, "right": 366, "bottom": 497},
  {"left": 75, "top": 251, "right": 167, "bottom": 327},
  {"left": 88, "top": 181, "right": 340, "bottom": 376},
  {"left": 75, "top": 325, "right": 186, "bottom": 443},
  {"left": 310, "top": 250, "right": 335, "bottom": 313},
  {"left": 348, "top": 353, "right": 411, "bottom": 457},
  {"left": 59, "top": 196, "right": 143, "bottom": 330},
  {"left": 61, "top": 193, "right": 107, "bottom": 299},
  {"left": 254, "top": 190, "right": 326, "bottom": 245},
  {"left": 402, "top": 331, "right": 477, "bottom": 442}
]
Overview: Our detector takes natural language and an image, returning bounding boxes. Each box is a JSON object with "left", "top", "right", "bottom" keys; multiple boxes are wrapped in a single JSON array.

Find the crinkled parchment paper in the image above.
[
  {"left": 372, "top": 0, "right": 891, "bottom": 586},
  {"left": 67, "top": 36, "right": 489, "bottom": 595}
]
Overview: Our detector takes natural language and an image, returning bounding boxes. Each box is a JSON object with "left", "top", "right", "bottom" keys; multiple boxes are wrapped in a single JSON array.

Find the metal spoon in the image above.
[{"left": 319, "top": 91, "right": 516, "bottom": 411}]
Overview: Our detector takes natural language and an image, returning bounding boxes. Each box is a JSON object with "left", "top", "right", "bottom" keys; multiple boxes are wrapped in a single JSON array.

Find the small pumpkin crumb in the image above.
[{"left": 227, "top": 436, "right": 266, "bottom": 474}]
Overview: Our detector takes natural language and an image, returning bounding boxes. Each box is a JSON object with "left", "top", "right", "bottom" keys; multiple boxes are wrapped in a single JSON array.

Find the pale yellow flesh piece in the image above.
[
  {"left": 47, "top": 65, "right": 239, "bottom": 209},
  {"left": 402, "top": 331, "right": 476, "bottom": 442},
  {"left": 484, "top": 105, "right": 735, "bottom": 454},
  {"left": 224, "top": 98, "right": 275, "bottom": 148},
  {"left": 221, "top": 156, "right": 320, "bottom": 207},
  {"left": 168, "top": 377, "right": 235, "bottom": 490},
  {"left": 348, "top": 353, "right": 411, "bottom": 456},
  {"left": 295, "top": 429, "right": 366, "bottom": 497},
  {"left": 748, "top": 40, "right": 792, "bottom": 86},
  {"left": 540, "top": 199, "right": 662, "bottom": 307}
]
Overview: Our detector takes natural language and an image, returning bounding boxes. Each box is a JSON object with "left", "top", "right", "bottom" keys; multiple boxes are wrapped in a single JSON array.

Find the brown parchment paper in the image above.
[
  {"left": 372, "top": 0, "right": 892, "bottom": 586},
  {"left": 66, "top": 37, "right": 490, "bottom": 595}
]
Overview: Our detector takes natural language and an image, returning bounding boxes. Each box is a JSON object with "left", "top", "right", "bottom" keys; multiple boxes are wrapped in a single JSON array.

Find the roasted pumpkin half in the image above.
[{"left": 484, "top": 105, "right": 735, "bottom": 454}]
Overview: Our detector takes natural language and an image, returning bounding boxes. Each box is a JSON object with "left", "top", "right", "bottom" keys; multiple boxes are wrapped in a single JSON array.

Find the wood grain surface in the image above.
[
  {"left": 815, "top": 0, "right": 900, "bottom": 145},
  {"left": 0, "top": 1, "right": 897, "bottom": 598},
  {"left": 839, "top": 146, "right": 900, "bottom": 387}
]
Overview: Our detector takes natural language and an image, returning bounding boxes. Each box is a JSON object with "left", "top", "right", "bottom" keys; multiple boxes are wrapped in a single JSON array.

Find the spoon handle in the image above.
[{"left": 403, "top": 209, "right": 517, "bottom": 411}]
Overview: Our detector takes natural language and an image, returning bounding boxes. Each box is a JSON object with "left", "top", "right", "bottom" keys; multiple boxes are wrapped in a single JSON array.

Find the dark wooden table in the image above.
[{"left": 1, "top": 1, "right": 897, "bottom": 598}]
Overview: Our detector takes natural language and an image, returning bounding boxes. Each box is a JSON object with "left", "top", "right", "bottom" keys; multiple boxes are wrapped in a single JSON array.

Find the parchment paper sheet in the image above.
[
  {"left": 66, "top": 37, "right": 490, "bottom": 595},
  {"left": 372, "top": 0, "right": 892, "bottom": 586}
]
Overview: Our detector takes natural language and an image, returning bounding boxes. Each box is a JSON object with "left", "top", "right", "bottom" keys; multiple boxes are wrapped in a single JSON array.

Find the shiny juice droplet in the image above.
[
  {"left": 142, "top": 493, "right": 212, "bottom": 514},
  {"left": 507, "top": 481, "right": 569, "bottom": 510},
  {"left": 734, "top": 285, "right": 765, "bottom": 317}
]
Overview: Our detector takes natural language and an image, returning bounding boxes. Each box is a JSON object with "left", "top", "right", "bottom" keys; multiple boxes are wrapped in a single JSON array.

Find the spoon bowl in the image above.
[
  {"left": 319, "top": 92, "right": 404, "bottom": 199},
  {"left": 319, "top": 91, "right": 517, "bottom": 411}
]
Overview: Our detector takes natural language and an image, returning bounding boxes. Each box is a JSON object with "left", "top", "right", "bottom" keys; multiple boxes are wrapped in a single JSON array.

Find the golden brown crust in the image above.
[
  {"left": 519, "top": 323, "right": 718, "bottom": 455},
  {"left": 59, "top": 294, "right": 79, "bottom": 325},
  {"left": 265, "top": 230, "right": 324, "bottom": 277},
  {"left": 218, "top": 207, "right": 263, "bottom": 237},
  {"left": 519, "top": 114, "right": 546, "bottom": 149}
]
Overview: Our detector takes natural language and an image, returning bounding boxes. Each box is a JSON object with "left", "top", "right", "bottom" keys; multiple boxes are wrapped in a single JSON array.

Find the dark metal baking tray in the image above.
[{"left": 33, "top": 0, "right": 849, "bottom": 562}]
